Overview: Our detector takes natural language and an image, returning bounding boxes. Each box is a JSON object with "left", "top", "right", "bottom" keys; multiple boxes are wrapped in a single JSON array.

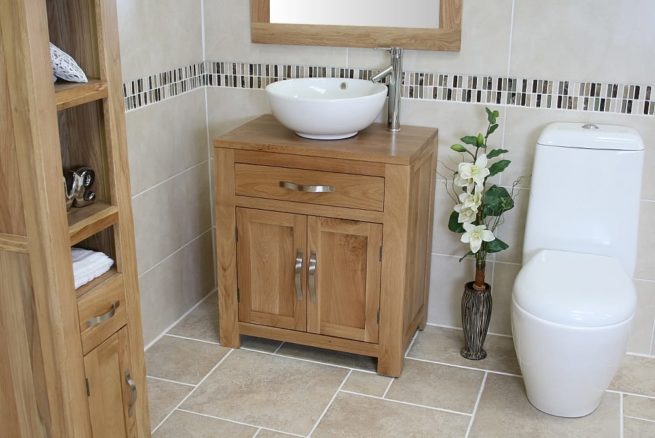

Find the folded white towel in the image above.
[{"left": 72, "top": 247, "right": 114, "bottom": 289}]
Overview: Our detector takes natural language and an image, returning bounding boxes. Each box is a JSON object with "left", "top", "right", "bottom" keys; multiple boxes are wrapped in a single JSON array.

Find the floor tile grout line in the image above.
[
  {"left": 620, "top": 393, "right": 624, "bottom": 438},
  {"left": 606, "top": 389, "right": 655, "bottom": 401},
  {"left": 404, "top": 330, "right": 420, "bottom": 357},
  {"left": 307, "top": 370, "right": 352, "bottom": 437},
  {"left": 239, "top": 346, "right": 377, "bottom": 374},
  {"left": 339, "top": 390, "right": 472, "bottom": 418},
  {"left": 405, "top": 355, "right": 521, "bottom": 378},
  {"left": 252, "top": 428, "right": 262, "bottom": 438},
  {"left": 273, "top": 341, "right": 285, "bottom": 354},
  {"left": 146, "top": 375, "right": 197, "bottom": 388},
  {"left": 425, "top": 322, "right": 514, "bottom": 339},
  {"left": 151, "top": 349, "right": 234, "bottom": 434},
  {"left": 465, "top": 372, "right": 488, "bottom": 438},
  {"left": 624, "top": 415, "right": 655, "bottom": 424},
  {"left": 164, "top": 333, "right": 221, "bottom": 346},
  {"left": 381, "top": 376, "right": 395, "bottom": 399},
  {"left": 176, "top": 408, "right": 304, "bottom": 437}
]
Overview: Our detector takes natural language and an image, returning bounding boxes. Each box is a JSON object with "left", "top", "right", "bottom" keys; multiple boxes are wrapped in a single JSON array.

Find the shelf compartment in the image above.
[
  {"left": 68, "top": 202, "right": 118, "bottom": 246},
  {"left": 55, "top": 80, "right": 108, "bottom": 111}
]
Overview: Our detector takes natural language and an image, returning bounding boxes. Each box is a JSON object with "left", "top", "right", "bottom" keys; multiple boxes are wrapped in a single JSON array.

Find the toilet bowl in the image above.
[{"left": 511, "top": 122, "right": 644, "bottom": 417}]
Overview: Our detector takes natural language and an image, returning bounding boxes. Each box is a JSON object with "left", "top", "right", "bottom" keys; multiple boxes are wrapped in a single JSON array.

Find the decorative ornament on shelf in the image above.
[
  {"left": 446, "top": 107, "right": 519, "bottom": 360},
  {"left": 50, "top": 42, "right": 88, "bottom": 83}
]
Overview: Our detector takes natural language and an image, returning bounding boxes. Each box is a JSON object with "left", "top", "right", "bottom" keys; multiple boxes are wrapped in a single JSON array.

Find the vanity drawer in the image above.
[
  {"left": 77, "top": 273, "right": 127, "bottom": 354},
  {"left": 235, "top": 163, "right": 385, "bottom": 211}
]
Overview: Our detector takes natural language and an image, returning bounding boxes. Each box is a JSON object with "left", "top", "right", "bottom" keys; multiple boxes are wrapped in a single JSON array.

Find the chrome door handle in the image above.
[
  {"left": 308, "top": 251, "right": 317, "bottom": 303},
  {"left": 86, "top": 301, "right": 119, "bottom": 328},
  {"left": 125, "top": 370, "right": 137, "bottom": 417},
  {"left": 279, "top": 181, "right": 335, "bottom": 193},
  {"left": 294, "top": 250, "right": 303, "bottom": 301}
]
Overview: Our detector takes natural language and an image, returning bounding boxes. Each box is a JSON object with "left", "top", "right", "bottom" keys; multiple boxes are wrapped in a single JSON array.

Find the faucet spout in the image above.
[{"left": 371, "top": 48, "right": 403, "bottom": 132}]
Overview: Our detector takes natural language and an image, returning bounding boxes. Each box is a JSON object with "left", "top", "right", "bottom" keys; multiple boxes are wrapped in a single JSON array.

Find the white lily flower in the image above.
[
  {"left": 460, "top": 223, "right": 495, "bottom": 253},
  {"left": 458, "top": 154, "right": 490, "bottom": 187},
  {"left": 454, "top": 204, "right": 477, "bottom": 223},
  {"left": 458, "top": 191, "right": 482, "bottom": 211}
]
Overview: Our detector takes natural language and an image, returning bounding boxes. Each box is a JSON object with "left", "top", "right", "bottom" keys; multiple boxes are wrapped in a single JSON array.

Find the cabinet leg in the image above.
[{"left": 377, "top": 352, "right": 403, "bottom": 377}]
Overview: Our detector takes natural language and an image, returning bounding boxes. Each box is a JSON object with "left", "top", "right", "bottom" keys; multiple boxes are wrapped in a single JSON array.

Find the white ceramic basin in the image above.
[{"left": 266, "top": 78, "right": 387, "bottom": 140}]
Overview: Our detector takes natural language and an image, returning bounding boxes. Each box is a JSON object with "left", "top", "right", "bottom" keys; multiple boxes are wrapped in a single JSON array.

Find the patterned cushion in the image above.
[{"left": 50, "top": 43, "right": 88, "bottom": 83}]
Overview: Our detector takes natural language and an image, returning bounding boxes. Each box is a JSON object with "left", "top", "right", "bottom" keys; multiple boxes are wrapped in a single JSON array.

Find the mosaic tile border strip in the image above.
[{"left": 123, "top": 60, "right": 655, "bottom": 116}]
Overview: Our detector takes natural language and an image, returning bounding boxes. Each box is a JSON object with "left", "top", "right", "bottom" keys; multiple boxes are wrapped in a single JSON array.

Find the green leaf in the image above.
[
  {"left": 459, "top": 251, "right": 474, "bottom": 262},
  {"left": 450, "top": 144, "right": 468, "bottom": 153},
  {"left": 485, "top": 107, "right": 498, "bottom": 124},
  {"left": 488, "top": 159, "right": 511, "bottom": 177},
  {"left": 486, "top": 148, "right": 508, "bottom": 159},
  {"left": 482, "top": 185, "right": 514, "bottom": 216},
  {"left": 487, "top": 124, "right": 499, "bottom": 136},
  {"left": 485, "top": 238, "right": 509, "bottom": 254},
  {"left": 476, "top": 133, "right": 485, "bottom": 147},
  {"left": 461, "top": 135, "right": 478, "bottom": 146},
  {"left": 448, "top": 211, "right": 465, "bottom": 233}
]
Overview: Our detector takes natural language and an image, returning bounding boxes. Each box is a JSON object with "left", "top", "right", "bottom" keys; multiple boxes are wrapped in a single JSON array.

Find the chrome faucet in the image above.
[{"left": 371, "top": 47, "right": 403, "bottom": 132}]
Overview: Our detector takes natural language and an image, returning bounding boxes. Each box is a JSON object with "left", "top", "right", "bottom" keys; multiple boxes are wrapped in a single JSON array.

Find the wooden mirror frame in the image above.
[{"left": 251, "top": 0, "right": 462, "bottom": 51}]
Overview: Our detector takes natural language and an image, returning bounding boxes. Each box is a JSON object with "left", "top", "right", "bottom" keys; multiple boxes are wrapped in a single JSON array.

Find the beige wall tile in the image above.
[
  {"left": 126, "top": 89, "right": 209, "bottom": 195},
  {"left": 206, "top": 87, "right": 271, "bottom": 143},
  {"left": 133, "top": 162, "right": 211, "bottom": 274},
  {"left": 489, "top": 263, "right": 521, "bottom": 336},
  {"left": 470, "top": 374, "right": 620, "bottom": 437},
  {"left": 182, "top": 349, "right": 348, "bottom": 436},
  {"left": 432, "top": 184, "right": 467, "bottom": 257},
  {"left": 427, "top": 254, "right": 478, "bottom": 328},
  {"left": 140, "top": 231, "right": 215, "bottom": 345},
  {"left": 147, "top": 378, "right": 193, "bottom": 430},
  {"left": 493, "top": 188, "right": 529, "bottom": 265},
  {"left": 203, "top": 0, "right": 347, "bottom": 65},
  {"left": 636, "top": 202, "right": 655, "bottom": 281},
  {"left": 117, "top": 0, "right": 203, "bottom": 81},
  {"left": 408, "top": 326, "right": 521, "bottom": 375},
  {"left": 146, "top": 335, "right": 229, "bottom": 384},
  {"left": 154, "top": 410, "right": 256, "bottom": 437},
  {"left": 510, "top": 0, "right": 655, "bottom": 83},
  {"left": 347, "top": 0, "right": 513, "bottom": 75},
  {"left": 610, "top": 355, "right": 655, "bottom": 396},
  {"left": 628, "top": 281, "right": 655, "bottom": 355},
  {"left": 624, "top": 417, "right": 655, "bottom": 438},
  {"left": 167, "top": 292, "right": 218, "bottom": 343},
  {"left": 342, "top": 371, "right": 392, "bottom": 397},
  {"left": 624, "top": 394, "right": 655, "bottom": 421},
  {"left": 312, "top": 392, "right": 470, "bottom": 437},
  {"left": 385, "top": 359, "right": 484, "bottom": 413}
]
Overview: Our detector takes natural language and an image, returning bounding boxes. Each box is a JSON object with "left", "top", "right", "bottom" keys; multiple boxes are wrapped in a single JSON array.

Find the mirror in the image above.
[{"left": 251, "top": 0, "right": 461, "bottom": 51}]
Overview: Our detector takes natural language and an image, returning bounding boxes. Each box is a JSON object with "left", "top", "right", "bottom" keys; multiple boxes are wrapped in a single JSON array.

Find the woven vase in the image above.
[{"left": 460, "top": 281, "right": 492, "bottom": 360}]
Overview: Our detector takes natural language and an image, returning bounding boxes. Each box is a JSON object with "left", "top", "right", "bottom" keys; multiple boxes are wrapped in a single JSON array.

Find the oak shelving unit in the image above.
[{"left": 0, "top": 0, "right": 150, "bottom": 436}]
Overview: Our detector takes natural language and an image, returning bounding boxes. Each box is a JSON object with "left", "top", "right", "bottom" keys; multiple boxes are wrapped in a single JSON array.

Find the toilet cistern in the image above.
[{"left": 371, "top": 47, "right": 403, "bottom": 132}]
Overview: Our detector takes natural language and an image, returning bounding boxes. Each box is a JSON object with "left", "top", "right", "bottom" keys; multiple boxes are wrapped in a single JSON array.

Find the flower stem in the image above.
[{"left": 474, "top": 251, "right": 486, "bottom": 290}]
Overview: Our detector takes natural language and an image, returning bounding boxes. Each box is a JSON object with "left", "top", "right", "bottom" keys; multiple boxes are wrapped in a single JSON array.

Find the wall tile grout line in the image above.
[
  {"left": 151, "top": 348, "right": 234, "bottom": 433},
  {"left": 339, "top": 389, "right": 473, "bottom": 417},
  {"left": 131, "top": 159, "right": 210, "bottom": 200},
  {"left": 465, "top": 372, "right": 488, "bottom": 438},
  {"left": 145, "top": 375, "right": 197, "bottom": 388},
  {"left": 307, "top": 370, "right": 352, "bottom": 437},
  {"left": 138, "top": 227, "right": 214, "bottom": 279},
  {"left": 175, "top": 408, "right": 305, "bottom": 437}
]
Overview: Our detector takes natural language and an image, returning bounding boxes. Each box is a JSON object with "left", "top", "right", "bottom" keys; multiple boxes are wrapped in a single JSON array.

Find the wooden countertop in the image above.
[{"left": 214, "top": 115, "right": 438, "bottom": 165}]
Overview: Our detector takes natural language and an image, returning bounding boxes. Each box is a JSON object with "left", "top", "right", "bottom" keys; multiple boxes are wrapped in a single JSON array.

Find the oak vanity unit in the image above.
[{"left": 215, "top": 115, "right": 437, "bottom": 376}]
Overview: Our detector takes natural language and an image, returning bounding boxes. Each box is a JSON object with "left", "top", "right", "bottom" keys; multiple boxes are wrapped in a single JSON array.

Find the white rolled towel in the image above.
[{"left": 72, "top": 247, "right": 114, "bottom": 289}]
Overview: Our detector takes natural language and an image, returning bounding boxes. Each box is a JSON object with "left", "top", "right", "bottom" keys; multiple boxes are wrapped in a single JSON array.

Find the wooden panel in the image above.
[
  {"left": 234, "top": 150, "right": 386, "bottom": 177},
  {"left": 55, "top": 80, "right": 108, "bottom": 111},
  {"left": 235, "top": 163, "right": 385, "bottom": 211},
  {"left": 68, "top": 201, "right": 119, "bottom": 245},
  {"left": 440, "top": 0, "right": 463, "bottom": 31},
  {"left": 0, "top": 234, "right": 29, "bottom": 253},
  {"left": 216, "top": 115, "right": 438, "bottom": 166},
  {"left": 215, "top": 149, "right": 240, "bottom": 348},
  {"left": 240, "top": 322, "right": 380, "bottom": 358},
  {"left": 77, "top": 273, "right": 126, "bottom": 354},
  {"left": 307, "top": 217, "right": 382, "bottom": 343},
  {"left": 83, "top": 327, "right": 131, "bottom": 438},
  {"left": 237, "top": 208, "right": 307, "bottom": 331},
  {"left": 235, "top": 196, "right": 384, "bottom": 223},
  {"left": 250, "top": 0, "right": 269, "bottom": 23}
]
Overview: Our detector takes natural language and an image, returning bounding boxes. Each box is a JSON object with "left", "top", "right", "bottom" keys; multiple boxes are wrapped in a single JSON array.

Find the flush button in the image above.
[
  {"left": 582, "top": 123, "right": 599, "bottom": 130},
  {"left": 340, "top": 82, "right": 347, "bottom": 90}
]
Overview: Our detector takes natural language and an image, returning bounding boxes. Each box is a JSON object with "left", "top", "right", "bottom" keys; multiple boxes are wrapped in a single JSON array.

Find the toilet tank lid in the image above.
[
  {"left": 513, "top": 250, "right": 636, "bottom": 327},
  {"left": 537, "top": 122, "right": 644, "bottom": 151}
]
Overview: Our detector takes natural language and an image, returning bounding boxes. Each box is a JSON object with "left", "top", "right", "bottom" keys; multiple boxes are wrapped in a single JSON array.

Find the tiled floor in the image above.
[{"left": 146, "top": 293, "right": 655, "bottom": 437}]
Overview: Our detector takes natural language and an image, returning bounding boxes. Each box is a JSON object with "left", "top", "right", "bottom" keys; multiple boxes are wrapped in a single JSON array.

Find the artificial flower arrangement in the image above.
[{"left": 446, "top": 107, "right": 518, "bottom": 359}]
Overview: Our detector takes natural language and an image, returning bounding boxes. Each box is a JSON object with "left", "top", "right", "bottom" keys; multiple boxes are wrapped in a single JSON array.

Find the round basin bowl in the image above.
[{"left": 266, "top": 78, "right": 387, "bottom": 140}]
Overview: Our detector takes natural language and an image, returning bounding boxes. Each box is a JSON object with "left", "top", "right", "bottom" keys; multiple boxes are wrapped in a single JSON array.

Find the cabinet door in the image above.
[
  {"left": 236, "top": 208, "right": 307, "bottom": 331},
  {"left": 83, "top": 326, "right": 136, "bottom": 438},
  {"left": 307, "top": 217, "right": 382, "bottom": 343}
]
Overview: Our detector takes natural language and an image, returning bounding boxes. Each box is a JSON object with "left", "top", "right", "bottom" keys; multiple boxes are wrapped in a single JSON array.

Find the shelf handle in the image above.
[
  {"left": 279, "top": 181, "right": 335, "bottom": 193},
  {"left": 308, "top": 251, "right": 317, "bottom": 303},
  {"left": 86, "top": 301, "right": 119, "bottom": 328},
  {"left": 125, "top": 369, "right": 137, "bottom": 417},
  {"left": 294, "top": 250, "right": 304, "bottom": 301}
]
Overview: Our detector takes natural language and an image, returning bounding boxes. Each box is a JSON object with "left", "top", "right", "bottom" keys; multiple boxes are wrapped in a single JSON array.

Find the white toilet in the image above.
[{"left": 511, "top": 122, "right": 644, "bottom": 417}]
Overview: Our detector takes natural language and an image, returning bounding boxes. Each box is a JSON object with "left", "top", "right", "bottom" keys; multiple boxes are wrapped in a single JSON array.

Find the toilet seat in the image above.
[{"left": 514, "top": 249, "right": 636, "bottom": 327}]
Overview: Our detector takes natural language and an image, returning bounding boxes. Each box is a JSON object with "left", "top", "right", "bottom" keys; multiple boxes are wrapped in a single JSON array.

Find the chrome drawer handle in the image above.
[
  {"left": 279, "top": 181, "right": 335, "bottom": 193},
  {"left": 308, "top": 251, "right": 317, "bottom": 303},
  {"left": 125, "top": 369, "right": 137, "bottom": 417},
  {"left": 86, "top": 301, "right": 119, "bottom": 328},
  {"left": 294, "top": 250, "right": 303, "bottom": 301}
]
